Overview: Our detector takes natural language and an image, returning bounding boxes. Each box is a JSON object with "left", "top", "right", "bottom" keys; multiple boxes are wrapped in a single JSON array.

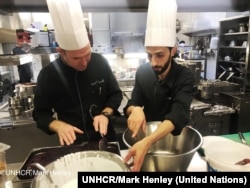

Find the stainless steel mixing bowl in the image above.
[{"left": 123, "top": 121, "right": 203, "bottom": 171}]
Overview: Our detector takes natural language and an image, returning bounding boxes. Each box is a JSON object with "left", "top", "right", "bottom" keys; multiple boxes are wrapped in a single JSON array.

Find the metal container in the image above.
[
  {"left": 239, "top": 23, "right": 246, "bottom": 32},
  {"left": 15, "top": 83, "right": 36, "bottom": 97},
  {"left": 17, "top": 142, "right": 121, "bottom": 180},
  {"left": 200, "top": 83, "right": 213, "bottom": 99},
  {"left": 123, "top": 122, "right": 203, "bottom": 171},
  {"left": 31, "top": 151, "right": 130, "bottom": 187},
  {"left": 8, "top": 106, "right": 22, "bottom": 116}
]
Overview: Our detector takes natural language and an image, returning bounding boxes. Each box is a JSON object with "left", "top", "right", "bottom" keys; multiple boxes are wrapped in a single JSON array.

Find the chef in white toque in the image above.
[
  {"left": 123, "top": 0, "right": 195, "bottom": 171},
  {"left": 33, "top": 0, "right": 122, "bottom": 146}
]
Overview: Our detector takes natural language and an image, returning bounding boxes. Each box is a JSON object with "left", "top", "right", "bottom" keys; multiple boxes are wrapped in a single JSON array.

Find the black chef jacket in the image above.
[
  {"left": 33, "top": 53, "right": 123, "bottom": 144},
  {"left": 124, "top": 60, "right": 195, "bottom": 135},
  {"left": 12, "top": 46, "right": 32, "bottom": 83}
]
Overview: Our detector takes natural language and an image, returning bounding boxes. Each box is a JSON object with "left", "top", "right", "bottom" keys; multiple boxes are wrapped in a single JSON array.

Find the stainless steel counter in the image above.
[
  {"left": 0, "top": 95, "right": 60, "bottom": 164},
  {"left": 0, "top": 121, "right": 60, "bottom": 164},
  {"left": 1, "top": 163, "right": 31, "bottom": 188}
]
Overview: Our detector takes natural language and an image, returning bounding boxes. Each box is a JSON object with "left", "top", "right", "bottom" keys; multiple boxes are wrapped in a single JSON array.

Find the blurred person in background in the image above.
[{"left": 12, "top": 42, "right": 32, "bottom": 83}]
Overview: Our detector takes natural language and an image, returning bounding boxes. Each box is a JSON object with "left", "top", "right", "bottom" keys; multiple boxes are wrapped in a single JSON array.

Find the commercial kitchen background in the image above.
[
  {"left": 0, "top": 11, "right": 248, "bottom": 82},
  {"left": 0, "top": 2, "right": 250, "bottom": 164}
]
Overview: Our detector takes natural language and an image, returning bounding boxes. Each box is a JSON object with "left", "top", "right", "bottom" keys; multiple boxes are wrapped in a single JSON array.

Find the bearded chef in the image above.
[
  {"left": 33, "top": 0, "right": 122, "bottom": 145},
  {"left": 123, "top": 0, "right": 195, "bottom": 171}
]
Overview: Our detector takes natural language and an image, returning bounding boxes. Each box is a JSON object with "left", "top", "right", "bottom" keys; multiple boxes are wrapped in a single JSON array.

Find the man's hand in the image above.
[
  {"left": 92, "top": 114, "right": 109, "bottom": 136},
  {"left": 127, "top": 106, "right": 146, "bottom": 137},
  {"left": 49, "top": 120, "right": 84, "bottom": 145},
  {"left": 123, "top": 138, "right": 151, "bottom": 172}
]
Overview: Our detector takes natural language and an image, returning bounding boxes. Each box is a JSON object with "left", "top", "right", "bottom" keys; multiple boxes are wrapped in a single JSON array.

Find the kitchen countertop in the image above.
[
  {"left": 222, "top": 132, "right": 250, "bottom": 145},
  {"left": 2, "top": 132, "right": 249, "bottom": 187},
  {"left": 2, "top": 150, "right": 207, "bottom": 188}
]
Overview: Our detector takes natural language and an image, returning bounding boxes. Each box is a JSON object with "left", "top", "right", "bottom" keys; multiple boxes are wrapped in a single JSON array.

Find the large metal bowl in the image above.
[
  {"left": 122, "top": 121, "right": 203, "bottom": 171},
  {"left": 31, "top": 151, "right": 130, "bottom": 187}
]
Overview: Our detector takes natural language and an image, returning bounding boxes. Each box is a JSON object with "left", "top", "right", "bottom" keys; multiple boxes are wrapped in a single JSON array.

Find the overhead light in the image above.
[
  {"left": 102, "top": 53, "right": 118, "bottom": 59},
  {"left": 124, "top": 52, "right": 147, "bottom": 59}
]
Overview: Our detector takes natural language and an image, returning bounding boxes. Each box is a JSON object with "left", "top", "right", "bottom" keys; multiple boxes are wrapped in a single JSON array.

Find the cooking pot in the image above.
[
  {"left": 200, "top": 82, "right": 213, "bottom": 99},
  {"left": 31, "top": 151, "right": 130, "bottom": 188},
  {"left": 201, "top": 136, "right": 250, "bottom": 172},
  {"left": 122, "top": 122, "right": 203, "bottom": 171},
  {"left": 15, "top": 83, "right": 36, "bottom": 97}
]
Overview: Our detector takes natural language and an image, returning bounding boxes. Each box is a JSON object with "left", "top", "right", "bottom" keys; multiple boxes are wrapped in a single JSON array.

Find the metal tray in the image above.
[{"left": 17, "top": 141, "right": 120, "bottom": 180}]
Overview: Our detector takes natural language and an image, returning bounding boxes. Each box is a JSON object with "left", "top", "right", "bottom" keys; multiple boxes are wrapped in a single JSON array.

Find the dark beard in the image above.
[{"left": 153, "top": 57, "right": 171, "bottom": 75}]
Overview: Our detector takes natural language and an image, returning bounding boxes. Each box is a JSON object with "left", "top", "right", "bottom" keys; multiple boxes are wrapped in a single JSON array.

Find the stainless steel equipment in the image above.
[
  {"left": 17, "top": 142, "right": 121, "bottom": 180},
  {"left": 199, "top": 80, "right": 213, "bottom": 99},
  {"left": 31, "top": 150, "right": 129, "bottom": 188},
  {"left": 177, "top": 61, "right": 201, "bottom": 85},
  {"left": 190, "top": 99, "right": 234, "bottom": 136},
  {"left": 8, "top": 83, "right": 36, "bottom": 117},
  {"left": 197, "top": 80, "right": 241, "bottom": 100},
  {"left": 0, "top": 122, "right": 60, "bottom": 164},
  {"left": 218, "top": 91, "right": 250, "bottom": 133},
  {"left": 122, "top": 122, "right": 203, "bottom": 172}
]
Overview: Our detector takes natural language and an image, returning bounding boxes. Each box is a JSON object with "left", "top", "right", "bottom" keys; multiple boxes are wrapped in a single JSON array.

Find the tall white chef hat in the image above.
[
  {"left": 46, "top": 0, "right": 89, "bottom": 50},
  {"left": 145, "top": 0, "right": 177, "bottom": 47}
]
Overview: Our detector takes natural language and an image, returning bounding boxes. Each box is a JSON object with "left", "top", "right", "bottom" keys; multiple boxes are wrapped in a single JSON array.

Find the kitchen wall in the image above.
[
  {"left": 0, "top": 11, "right": 247, "bottom": 82},
  {"left": 0, "top": 12, "right": 231, "bottom": 49}
]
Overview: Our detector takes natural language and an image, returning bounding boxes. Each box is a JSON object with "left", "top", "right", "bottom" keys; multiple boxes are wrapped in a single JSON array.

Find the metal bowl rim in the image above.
[{"left": 122, "top": 125, "right": 203, "bottom": 156}]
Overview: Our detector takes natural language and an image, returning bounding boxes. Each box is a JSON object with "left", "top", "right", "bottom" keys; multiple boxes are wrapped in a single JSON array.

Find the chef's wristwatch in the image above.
[{"left": 101, "top": 111, "right": 112, "bottom": 118}]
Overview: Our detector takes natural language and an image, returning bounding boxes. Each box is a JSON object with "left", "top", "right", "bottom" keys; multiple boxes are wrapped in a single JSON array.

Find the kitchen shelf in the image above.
[
  {"left": 218, "top": 60, "right": 245, "bottom": 65},
  {"left": 183, "top": 28, "right": 218, "bottom": 37},
  {"left": 216, "top": 14, "right": 250, "bottom": 92},
  {"left": 220, "top": 46, "right": 246, "bottom": 49},
  {"left": 223, "top": 32, "right": 248, "bottom": 36}
]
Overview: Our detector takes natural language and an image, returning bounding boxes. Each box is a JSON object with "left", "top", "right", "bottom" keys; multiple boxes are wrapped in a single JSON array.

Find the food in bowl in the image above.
[{"left": 235, "top": 158, "right": 250, "bottom": 165}]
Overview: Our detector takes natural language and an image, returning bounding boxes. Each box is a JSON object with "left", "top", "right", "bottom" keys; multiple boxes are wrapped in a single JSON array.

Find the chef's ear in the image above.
[
  {"left": 170, "top": 46, "right": 177, "bottom": 57},
  {"left": 56, "top": 47, "right": 65, "bottom": 55}
]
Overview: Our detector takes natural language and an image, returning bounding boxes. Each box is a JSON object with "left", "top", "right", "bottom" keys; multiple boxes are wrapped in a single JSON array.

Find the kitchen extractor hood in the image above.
[
  {"left": 0, "top": 28, "right": 16, "bottom": 43},
  {"left": 0, "top": 0, "right": 250, "bottom": 13}
]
